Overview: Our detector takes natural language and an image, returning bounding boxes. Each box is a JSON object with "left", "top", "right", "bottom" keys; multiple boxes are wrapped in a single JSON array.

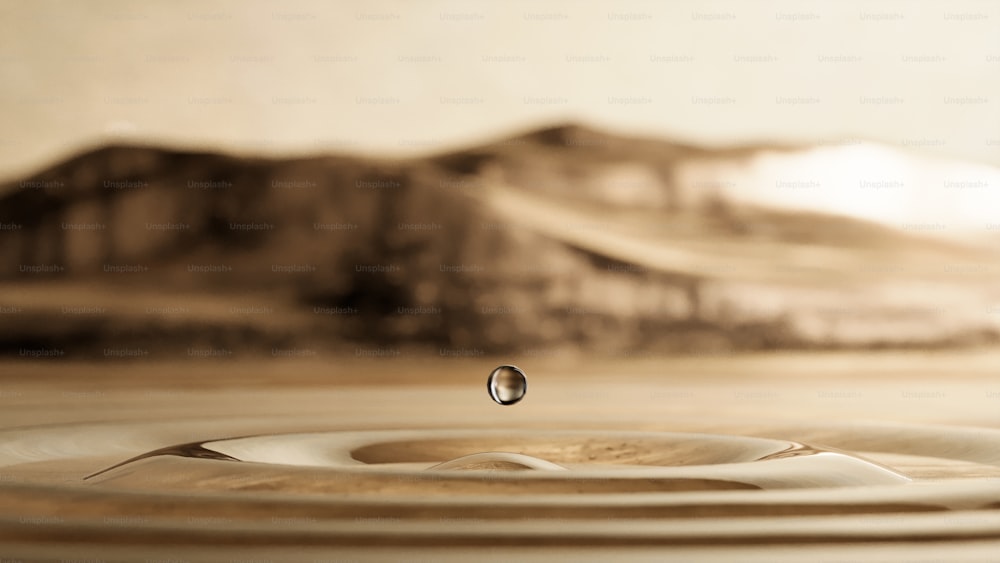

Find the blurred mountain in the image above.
[{"left": 1, "top": 122, "right": 999, "bottom": 358}]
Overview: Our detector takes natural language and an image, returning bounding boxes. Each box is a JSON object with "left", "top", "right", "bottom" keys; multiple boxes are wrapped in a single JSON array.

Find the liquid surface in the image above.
[{"left": 2, "top": 352, "right": 1000, "bottom": 562}]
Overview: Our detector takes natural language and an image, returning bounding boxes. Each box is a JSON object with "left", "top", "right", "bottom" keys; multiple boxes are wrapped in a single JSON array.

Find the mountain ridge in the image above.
[{"left": 1, "top": 122, "right": 998, "bottom": 356}]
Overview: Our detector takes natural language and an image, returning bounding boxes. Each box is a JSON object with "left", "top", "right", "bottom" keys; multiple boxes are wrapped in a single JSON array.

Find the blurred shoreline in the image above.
[{"left": 2, "top": 123, "right": 999, "bottom": 357}]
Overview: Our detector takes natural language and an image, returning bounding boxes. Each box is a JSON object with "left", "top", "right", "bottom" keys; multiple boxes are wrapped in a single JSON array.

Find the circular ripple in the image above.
[
  {"left": 80, "top": 429, "right": 910, "bottom": 501},
  {"left": 3, "top": 417, "right": 1000, "bottom": 557}
]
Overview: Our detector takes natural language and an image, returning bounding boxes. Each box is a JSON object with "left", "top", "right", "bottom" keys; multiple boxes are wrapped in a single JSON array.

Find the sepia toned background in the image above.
[
  {"left": 1, "top": 1, "right": 1000, "bottom": 561},
  {"left": 2, "top": 0, "right": 1000, "bottom": 179}
]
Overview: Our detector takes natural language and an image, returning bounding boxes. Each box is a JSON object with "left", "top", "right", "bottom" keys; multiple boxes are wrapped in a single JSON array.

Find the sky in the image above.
[{"left": 1, "top": 0, "right": 998, "bottom": 180}]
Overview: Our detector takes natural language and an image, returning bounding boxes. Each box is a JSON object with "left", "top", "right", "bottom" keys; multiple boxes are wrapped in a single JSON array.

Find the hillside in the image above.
[{"left": 1, "top": 123, "right": 998, "bottom": 357}]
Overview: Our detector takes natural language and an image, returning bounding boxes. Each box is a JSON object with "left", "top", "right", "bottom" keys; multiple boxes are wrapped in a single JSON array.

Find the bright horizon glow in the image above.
[{"left": 675, "top": 143, "right": 1000, "bottom": 237}]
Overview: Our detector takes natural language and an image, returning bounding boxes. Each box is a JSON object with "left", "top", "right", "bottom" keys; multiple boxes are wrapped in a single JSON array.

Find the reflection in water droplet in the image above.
[{"left": 487, "top": 365, "right": 527, "bottom": 405}]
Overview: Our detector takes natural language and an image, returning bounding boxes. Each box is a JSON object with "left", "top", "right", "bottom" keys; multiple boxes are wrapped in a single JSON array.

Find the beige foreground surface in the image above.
[{"left": 2, "top": 351, "right": 1000, "bottom": 561}]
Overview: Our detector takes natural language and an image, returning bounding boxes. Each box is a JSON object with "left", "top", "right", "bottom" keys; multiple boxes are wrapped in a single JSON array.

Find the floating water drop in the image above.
[{"left": 487, "top": 365, "right": 527, "bottom": 405}]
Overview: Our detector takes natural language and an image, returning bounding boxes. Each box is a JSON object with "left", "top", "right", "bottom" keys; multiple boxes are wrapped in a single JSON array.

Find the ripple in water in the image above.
[
  {"left": 487, "top": 364, "right": 527, "bottom": 405},
  {"left": 10, "top": 360, "right": 1000, "bottom": 559},
  {"left": 9, "top": 417, "right": 1000, "bottom": 558},
  {"left": 84, "top": 429, "right": 910, "bottom": 494}
]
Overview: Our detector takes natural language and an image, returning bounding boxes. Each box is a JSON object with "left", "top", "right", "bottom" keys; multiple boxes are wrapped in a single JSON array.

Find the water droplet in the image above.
[{"left": 487, "top": 365, "right": 527, "bottom": 405}]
